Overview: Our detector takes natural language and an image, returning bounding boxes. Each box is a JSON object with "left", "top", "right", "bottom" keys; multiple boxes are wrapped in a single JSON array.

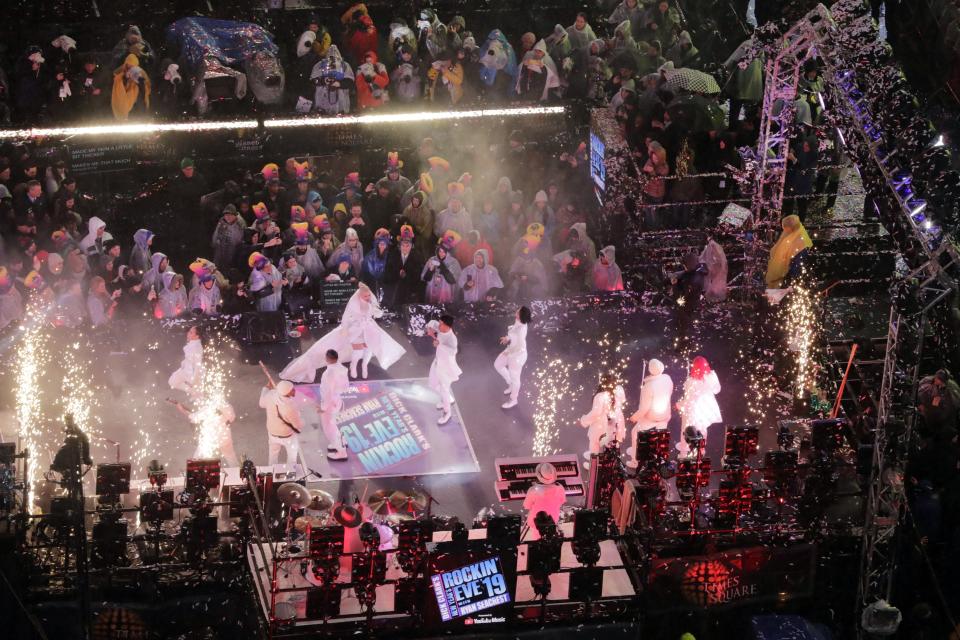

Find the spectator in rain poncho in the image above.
[
  {"left": 111, "top": 54, "right": 150, "bottom": 121},
  {"left": 361, "top": 228, "right": 391, "bottom": 292},
  {"left": 508, "top": 235, "right": 548, "bottom": 301},
  {"left": 567, "top": 13, "right": 597, "bottom": 51},
  {"left": 129, "top": 229, "right": 153, "bottom": 275},
  {"left": 607, "top": 0, "right": 644, "bottom": 34},
  {"left": 516, "top": 40, "right": 560, "bottom": 102},
  {"left": 355, "top": 50, "right": 389, "bottom": 109},
  {"left": 311, "top": 45, "right": 354, "bottom": 115},
  {"left": 156, "top": 271, "right": 187, "bottom": 318},
  {"left": 0, "top": 267, "right": 23, "bottom": 330},
  {"left": 290, "top": 222, "right": 324, "bottom": 281},
  {"left": 454, "top": 229, "right": 494, "bottom": 269},
  {"left": 459, "top": 249, "right": 503, "bottom": 303},
  {"left": 592, "top": 246, "right": 624, "bottom": 291},
  {"left": 79, "top": 216, "right": 113, "bottom": 257},
  {"left": 248, "top": 251, "right": 284, "bottom": 312},
  {"left": 422, "top": 234, "right": 461, "bottom": 304},
  {"left": 699, "top": 239, "right": 727, "bottom": 302},
  {"left": 327, "top": 226, "right": 364, "bottom": 273},
  {"left": 142, "top": 252, "right": 169, "bottom": 295},
  {"left": 667, "top": 30, "right": 700, "bottom": 69},
  {"left": 188, "top": 272, "right": 221, "bottom": 315},
  {"left": 211, "top": 205, "right": 244, "bottom": 270},
  {"left": 313, "top": 215, "right": 340, "bottom": 265},
  {"left": 87, "top": 276, "right": 118, "bottom": 327},
  {"left": 724, "top": 37, "right": 764, "bottom": 129},
  {"left": 112, "top": 25, "right": 155, "bottom": 69},
  {"left": 434, "top": 182, "right": 473, "bottom": 239},
  {"left": 765, "top": 214, "right": 812, "bottom": 288},
  {"left": 376, "top": 152, "right": 412, "bottom": 200}
]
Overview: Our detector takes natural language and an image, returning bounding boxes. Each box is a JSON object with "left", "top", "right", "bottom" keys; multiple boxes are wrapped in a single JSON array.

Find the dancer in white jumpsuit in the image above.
[
  {"left": 427, "top": 314, "right": 462, "bottom": 425},
  {"left": 495, "top": 306, "right": 531, "bottom": 409},
  {"left": 281, "top": 283, "right": 406, "bottom": 382},
  {"left": 318, "top": 349, "right": 351, "bottom": 460},
  {"left": 626, "top": 358, "right": 674, "bottom": 468},
  {"left": 168, "top": 325, "right": 204, "bottom": 400},
  {"left": 579, "top": 375, "right": 626, "bottom": 466},
  {"left": 260, "top": 380, "right": 305, "bottom": 466}
]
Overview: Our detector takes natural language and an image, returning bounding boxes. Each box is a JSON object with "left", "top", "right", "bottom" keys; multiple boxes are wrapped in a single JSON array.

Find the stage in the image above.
[{"left": 0, "top": 292, "right": 797, "bottom": 524}]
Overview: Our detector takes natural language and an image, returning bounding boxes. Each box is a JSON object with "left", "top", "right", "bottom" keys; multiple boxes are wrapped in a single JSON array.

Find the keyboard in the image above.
[
  {"left": 495, "top": 478, "right": 586, "bottom": 502},
  {"left": 494, "top": 454, "right": 581, "bottom": 482}
]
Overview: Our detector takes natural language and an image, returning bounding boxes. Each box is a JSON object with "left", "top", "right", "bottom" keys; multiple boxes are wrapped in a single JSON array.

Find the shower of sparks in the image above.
[
  {"left": 782, "top": 277, "right": 819, "bottom": 398},
  {"left": 531, "top": 331, "right": 631, "bottom": 457},
  {"left": 192, "top": 339, "right": 230, "bottom": 460},
  {"left": 60, "top": 341, "right": 102, "bottom": 445},
  {"left": 532, "top": 356, "right": 572, "bottom": 457},
  {"left": 14, "top": 303, "right": 49, "bottom": 510}
]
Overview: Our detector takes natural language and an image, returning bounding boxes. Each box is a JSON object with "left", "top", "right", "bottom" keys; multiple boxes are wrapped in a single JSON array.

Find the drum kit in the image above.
[{"left": 275, "top": 483, "right": 430, "bottom": 555}]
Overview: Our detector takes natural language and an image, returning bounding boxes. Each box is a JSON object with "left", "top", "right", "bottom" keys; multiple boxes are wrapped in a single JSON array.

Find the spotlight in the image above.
[
  {"left": 932, "top": 134, "right": 946, "bottom": 148},
  {"left": 908, "top": 198, "right": 927, "bottom": 215}
]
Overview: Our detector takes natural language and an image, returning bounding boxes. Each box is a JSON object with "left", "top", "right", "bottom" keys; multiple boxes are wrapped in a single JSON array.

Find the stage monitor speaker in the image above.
[
  {"left": 568, "top": 566, "right": 604, "bottom": 601},
  {"left": 306, "top": 585, "right": 342, "bottom": 619},
  {"left": 237, "top": 311, "right": 286, "bottom": 344}
]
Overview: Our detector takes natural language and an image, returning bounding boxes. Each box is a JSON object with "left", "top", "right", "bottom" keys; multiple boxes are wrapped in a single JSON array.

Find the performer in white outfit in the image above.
[
  {"left": 168, "top": 325, "right": 204, "bottom": 400},
  {"left": 522, "top": 462, "right": 567, "bottom": 541},
  {"left": 318, "top": 349, "right": 351, "bottom": 460},
  {"left": 495, "top": 306, "right": 531, "bottom": 409},
  {"left": 281, "top": 283, "right": 407, "bottom": 382},
  {"left": 579, "top": 374, "right": 626, "bottom": 466},
  {"left": 427, "top": 314, "right": 462, "bottom": 425},
  {"left": 626, "top": 359, "right": 674, "bottom": 468},
  {"left": 260, "top": 380, "right": 305, "bottom": 466},
  {"left": 676, "top": 356, "right": 722, "bottom": 456}
]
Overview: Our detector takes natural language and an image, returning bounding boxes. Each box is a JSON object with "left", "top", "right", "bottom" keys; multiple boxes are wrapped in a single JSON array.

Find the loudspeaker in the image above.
[{"left": 236, "top": 311, "right": 286, "bottom": 344}]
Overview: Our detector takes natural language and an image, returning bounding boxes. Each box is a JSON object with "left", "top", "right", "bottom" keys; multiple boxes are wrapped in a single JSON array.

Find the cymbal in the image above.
[
  {"left": 367, "top": 489, "right": 394, "bottom": 515},
  {"left": 389, "top": 490, "right": 428, "bottom": 511},
  {"left": 277, "top": 483, "right": 310, "bottom": 509},
  {"left": 384, "top": 513, "right": 413, "bottom": 525},
  {"left": 306, "top": 489, "right": 334, "bottom": 511},
  {"left": 333, "top": 504, "right": 364, "bottom": 528}
]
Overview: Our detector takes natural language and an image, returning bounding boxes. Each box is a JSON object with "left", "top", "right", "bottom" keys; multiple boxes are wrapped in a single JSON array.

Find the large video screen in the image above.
[
  {"left": 590, "top": 131, "right": 606, "bottom": 191},
  {"left": 430, "top": 556, "right": 511, "bottom": 622}
]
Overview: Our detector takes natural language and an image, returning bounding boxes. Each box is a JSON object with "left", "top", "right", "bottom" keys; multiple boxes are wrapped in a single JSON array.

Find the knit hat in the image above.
[
  {"left": 290, "top": 205, "right": 307, "bottom": 222},
  {"left": 447, "top": 182, "right": 466, "bottom": 201},
  {"left": 313, "top": 214, "right": 332, "bottom": 234},
  {"left": 438, "top": 230, "right": 461, "bottom": 251},
  {"left": 648, "top": 359, "right": 665, "bottom": 376},
  {"left": 386, "top": 151, "right": 403, "bottom": 170},
  {"left": 294, "top": 160, "right": 311, "bottom": 181},
  {"left": 428, "top": 156, "right": 450, "bottom": 172},
  {"left": 190, "top": 258, "right": 215, "bottom": 276},
  {"left": 534, "top": 190, "right": 548, "bottom": 204},
  {"left": 252, "top": 202, "right": 269, "bottom": 220},
  {"left": 180, "top": 157, "right": 194, "bottom": 170},
  {"left": 24, "top": 270, "right": 45, "bottom": 289},
  {"left": 291, "top": 222, "right": 310, "bottom": 245},
  {"left": 419, "top": 173, "right": 434, "bottom": 194},
  {"left": 399, "top": 224, "right": 415, "bottom": 241},
  {"left": 520, "top": 234, "right": 541, "bottom": 254},
  {"left": 222, "top": 203, "right": 238, "bottom": 216},
  {"left": 248, "top": 251, "right": 269, "bottom": 269},
  {"left": 261, "top": 163, "right": 280, "bottom": 181}
]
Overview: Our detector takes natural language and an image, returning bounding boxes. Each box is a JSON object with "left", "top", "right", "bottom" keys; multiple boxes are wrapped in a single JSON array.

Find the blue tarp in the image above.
[{"left": 165, "top": 17, "right": 278, "bottom": 70}]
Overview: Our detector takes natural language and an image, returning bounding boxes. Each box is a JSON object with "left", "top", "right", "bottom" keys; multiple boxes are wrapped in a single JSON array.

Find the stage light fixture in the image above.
[{"left": 0, "top": 106, "right": 565, "bottom": 141}]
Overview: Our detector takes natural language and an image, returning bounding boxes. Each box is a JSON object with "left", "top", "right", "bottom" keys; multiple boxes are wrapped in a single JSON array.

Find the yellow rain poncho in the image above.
[
  {"left": 765, "top": 214, "right": 812, "bottom": 287},
  {"left": 112, "top": 54, "right": 151, "bottom": 120}
]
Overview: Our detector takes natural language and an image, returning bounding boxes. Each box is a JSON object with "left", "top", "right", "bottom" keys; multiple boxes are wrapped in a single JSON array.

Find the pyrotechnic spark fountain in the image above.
[
  {"left": 532, "top": 356, "right": 572, "bottom": 457},
  {"left": 192, "top": 339, "right": 230, "bottom": 460},
  {"left": 14, "top": 303, "right": 48, "bottom": 510},
  {"left": 782, "top": 277, "right": 819, "bottom": 398},
  {"left": 60, "top": 341, "right": 103, "bottom": 447}
]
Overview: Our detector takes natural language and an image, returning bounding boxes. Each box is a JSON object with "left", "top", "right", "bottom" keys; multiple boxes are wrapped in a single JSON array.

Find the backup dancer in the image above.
[
  {"left": 427, "top": 314, "right": 461, "bottom": 425},
  {"left": 495, "top": 306, "right": 530, "bottom": 409}
]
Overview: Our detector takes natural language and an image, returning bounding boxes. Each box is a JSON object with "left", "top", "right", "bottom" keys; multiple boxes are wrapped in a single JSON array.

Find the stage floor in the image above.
[{"left": 0, "top": 298, "right": 786, "bottom": 523}]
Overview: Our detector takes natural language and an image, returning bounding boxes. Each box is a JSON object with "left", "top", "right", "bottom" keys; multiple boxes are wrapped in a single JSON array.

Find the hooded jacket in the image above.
[
  {"left": 311, "top": 46, "right": 354, "bottom": 115},
  {"left": 79, "top": 216, "right": 113, "bottom": 256},
  {"left": 112, "top": 54, "right": 150, "bottom": 121},
  {"left": 592, "top": 245, "right": 624, "bottom": 291},
  {"left": 355, "top": 51, "right": 389, "bottom": 109},
  {"left": 129, "top": 229, "right": 153, "bottom": 274},
  {"left": 142, "top": 252, "right": 168, "bottom": 295},
  {"left": 157, "top": 271, "right": 187, "bottom": 318},
  {"left": 458, "top": 249, "right": 503, "bottom": 303}
]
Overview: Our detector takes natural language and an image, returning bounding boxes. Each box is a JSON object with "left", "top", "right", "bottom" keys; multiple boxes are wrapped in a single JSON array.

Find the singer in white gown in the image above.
[{"left": 280, "top": 283, "right": 407, "bottom": 382}]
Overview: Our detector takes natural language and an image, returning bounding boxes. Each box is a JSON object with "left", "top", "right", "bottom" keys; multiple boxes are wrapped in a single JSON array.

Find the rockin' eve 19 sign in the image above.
[
  {"left": 647, "top": 544, "right": 816, "bottom": 610},
  {"left": 431, "top": 557, "right": 511, "bottom": 623},
  {"left": 338, "top": 390, "right": 429, "bottom": 473}
]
